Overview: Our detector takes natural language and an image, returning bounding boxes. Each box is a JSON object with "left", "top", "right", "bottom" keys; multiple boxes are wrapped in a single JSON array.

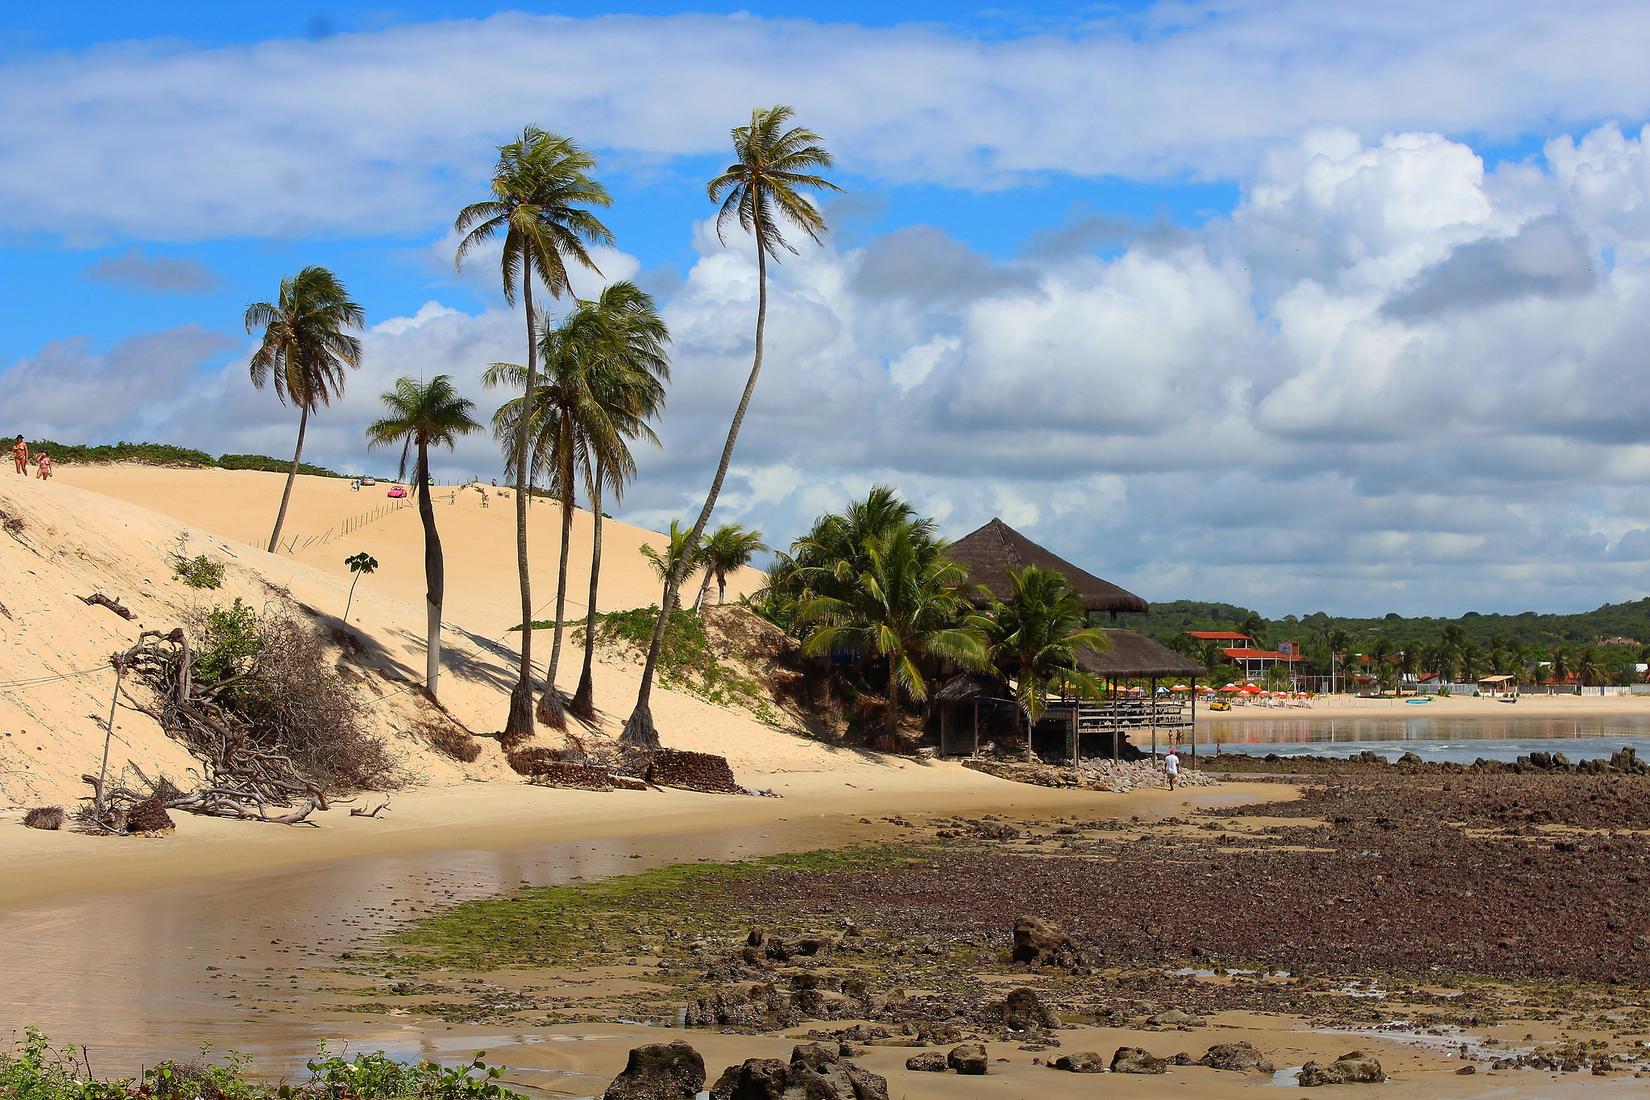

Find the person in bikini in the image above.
[
  {"left": 34, "top": 451, "right": 52, "bottom": 480},
  {"left": 11, "top": 436, "right": 27, "bottom": 475}
]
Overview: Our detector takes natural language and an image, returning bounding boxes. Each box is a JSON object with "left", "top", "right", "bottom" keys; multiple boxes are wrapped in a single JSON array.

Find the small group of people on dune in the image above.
[{"left": 12, "top": 435, "right": 52, "bottom": 480}]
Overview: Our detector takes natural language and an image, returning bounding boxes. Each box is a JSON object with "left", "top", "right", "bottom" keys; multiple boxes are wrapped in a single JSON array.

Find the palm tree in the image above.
[
  {"left": 365, "top": 375, "right": 481, "bottom": 700},
  {"left": 1326, "top": 628, "right": 1350, "bottom": 693},
  {"left": 1237, "top": 612, "right": 1266, "bottom": 647},
  {"left": 1549, "top": 646, "right": 1571, "bottom": 686},
  {"left": 988, "top": 566, "right": 1110, "bottom": 755},
  {"left": 245, "top": 267, "right": 364, "bottom": 554},
  {"left": 486, "top": 283, "right": 666, "bottom": 728},
  {"left": 1369, "top": 638, "right": 1395, "bottom": 696},
  {"left": 798, "top": 527, "right": 987, "bottom": 742},
  {"left": 640, "top": 521, "right": 704, "bottom": 611},
  {"left": 567, "top": 285, "right": 670, "bottom": 720},
  {"left": 1575, "top": 645, "right": 1604, "bottom": 687},
  {"left": 456, "top": 127, "right": 612, "bottom": 742},
  {"left": 623, "top": 105, "right": 839, "bottom": 749},
  {"left": 694, "top": 524, "right": 769, "bottom": 612}
]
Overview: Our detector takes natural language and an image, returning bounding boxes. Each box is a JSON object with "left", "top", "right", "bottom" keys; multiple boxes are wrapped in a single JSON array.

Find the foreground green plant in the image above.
[{"left": 0, "top": 1028, "right": 525, "bottom": 1100}]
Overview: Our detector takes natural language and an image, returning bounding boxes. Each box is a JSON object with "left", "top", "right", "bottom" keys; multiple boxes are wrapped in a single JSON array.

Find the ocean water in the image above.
[{"left": 1197, "top": 715, "right": 1650, "bottom": 764}]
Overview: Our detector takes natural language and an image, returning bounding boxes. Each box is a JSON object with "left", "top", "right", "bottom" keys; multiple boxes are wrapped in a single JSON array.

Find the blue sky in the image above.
[{"left": 3, "top": 2, "right": 1650, "bottom": 616}]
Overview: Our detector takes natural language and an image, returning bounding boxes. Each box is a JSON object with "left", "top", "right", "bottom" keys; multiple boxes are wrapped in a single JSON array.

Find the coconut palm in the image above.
[
  {"left": 455, "top": 126, "right": 612, "bottom": 742},
  {"left": 566, "top": 286, "right": 670, "bottom": 720},
  {"left": 1237, "top": 612, "right": 1266, "bottom": 647},
  {"left": 988, "top": 567, "right": 1110, "bottom": 752},
  {"left": 1575, "top": 645, "right": 1605, "bottom": 687},
  {"left": 365, "top": 375, "right": 481, "bottom": 700},
  {"left": 798, "top": 527, "right": 988, "bottom": 742},
  {"left": 244, "top": 266, "right": 364, "bottom": 554},
  {"left": 623, "top": 105, "right": 840, "bottom": 749},
  {"left": 1326, "top": 628, "right": 1350, "bottom": 693},
  {"left": 639, "top": 521, "right": 705, "bottom": 610},
  {"left": 768, "top": 485, "right": 936, "bottom": 625},
  {"left": 693, "top": 524, "right": 769, "bottom": 612}
]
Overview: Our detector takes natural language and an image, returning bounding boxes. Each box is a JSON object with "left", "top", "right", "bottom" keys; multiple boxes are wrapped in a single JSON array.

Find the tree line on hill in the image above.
[
  {"left": 1147, "top": 600, "right": 1650, "bottom": 688},
  {"left": 19, "top": 439, "right": 344, "bottom": 479}
]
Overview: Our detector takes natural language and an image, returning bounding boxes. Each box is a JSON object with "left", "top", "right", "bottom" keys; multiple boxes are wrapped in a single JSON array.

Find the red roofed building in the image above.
[{"left": 1183, "top": 632, "right": 1306, "bottom": 683}]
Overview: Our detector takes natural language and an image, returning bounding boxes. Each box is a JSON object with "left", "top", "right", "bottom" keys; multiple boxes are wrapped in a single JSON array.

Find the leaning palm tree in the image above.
[
  {"left": 639, "top": 521, "right": 705, "bottom": 611},
  {"left": 693, "top": 523, "right": 769, "bottom": 612},
  {"left": 455, "top": 127, "right": 612, "bottom": 741},
  {"left": 798, "top": 527, "right": 988, "bottom": 743},
  {"left": 245, "top": 267, "right": 364, "bottom": 553},
  {"left": 988, "top": 566, "right": 1110, "bottom": 759},
  {"left": 365, "top": 375, "right": 481, "bottom": 701},
  {"left": 622, "top": 104, "right": 840, "bottom": 749}
]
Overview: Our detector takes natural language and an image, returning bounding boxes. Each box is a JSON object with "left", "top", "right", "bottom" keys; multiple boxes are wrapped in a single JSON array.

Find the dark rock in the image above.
[
  {"left": 904, "top": 1052, "right": 947, "bottom": 1072},
  {"left": 1111, "top": 1046, "right": 1167, "bottom": 1074},
  {"left": 948, "top": 1043, "right": 988, "bottom": 1075},
  {"left": 1456, "top": 1065, "right": 1477, "bottom": 1075},
  {"left": 1145, "top": 1008, "right": 1204, "bottom": 1029},
  {"left": 1299, "top": 1050, "right": 1385, "bottom": 1086},
  {"left": 989, "top": 987, "right": 1058, "bottom": 1031},
  {"left": 709, "top": 1058, "right": 787, "bottom": 1100},
  {"left": 1052, "top": 1051, "right": 1105, "bottom": 1073},
  {"left": 712, "top": 1046, "right": 887, "bottom": 1100},
  {"left": 603, "top": 1041, "right": 705, "bottom": 1100},
  {"left": 1199, "top": 1041, "right": 1274, "bottom": 1073},
  {"left": 1011, "top": 916, "right": 1071, "bottom": 965}
]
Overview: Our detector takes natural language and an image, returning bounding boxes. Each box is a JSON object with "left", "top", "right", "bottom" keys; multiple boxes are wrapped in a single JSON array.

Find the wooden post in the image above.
[
  {"left": 1190, "top": 674, "right": 1198, "bottom": 763},
  {"left": 1151, "top": 675, "right": 1158, "bottom": 761},
  {"left": 972, "top": 699, "right": 979, "bottom": 758},
  {"left": 1111, "top": 677, "right": 1119, "bottom": 762}
]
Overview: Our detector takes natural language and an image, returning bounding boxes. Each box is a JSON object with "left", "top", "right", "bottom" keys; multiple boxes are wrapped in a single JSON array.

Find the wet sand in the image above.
[{"left": 0, "top": 773, "right": 1262, "bottom": 1072}]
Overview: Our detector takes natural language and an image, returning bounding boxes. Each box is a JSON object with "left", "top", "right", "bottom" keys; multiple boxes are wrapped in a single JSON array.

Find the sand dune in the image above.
[{"left": 0, "top": 464, "right": 817, "bottom": 810}]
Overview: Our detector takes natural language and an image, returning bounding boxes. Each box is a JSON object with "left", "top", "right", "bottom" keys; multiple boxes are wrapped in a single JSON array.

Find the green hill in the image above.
[{"left": 24, "top": 440, "right": 342, "bottom": 478}]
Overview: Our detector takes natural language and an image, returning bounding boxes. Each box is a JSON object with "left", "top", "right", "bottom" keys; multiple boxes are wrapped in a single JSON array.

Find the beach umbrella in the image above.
[
  {"left": 1171, "top": 684, "right": 1190, "bottom": 692},
  {"left": 1220, "top": 685, "right": 1242, "bottom": 694},
  {"left": 1243, "top": 684, "right": 1263, "bottom": 694}
]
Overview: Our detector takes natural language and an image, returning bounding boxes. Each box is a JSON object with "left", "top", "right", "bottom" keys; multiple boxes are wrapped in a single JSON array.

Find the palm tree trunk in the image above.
[
  {"left": 570, "top": 464, "right": 604, "bottom": 721},
  {"left": 717, "top": 575, "right": 727, "bottom": 606},
  {"left": 503, "top": 278, "right": 537, "bottom": 745},
  {"left": 416, "top": 440, "right": 444, "bottom": 701},
  {"left": 536, "top": 436, "right": 573, "bottom": 729},
  {"left": 885, "top": 650, "right": 900, "bottom": 742},
  {"left": 623, "top": 235, "right": 769, "bottom": 749},
  {"left": 266, "top": 405, "right": 309, "bottom": 553},
  {"left": 691, "top": 567, "right": 713, "bottom": 616}
]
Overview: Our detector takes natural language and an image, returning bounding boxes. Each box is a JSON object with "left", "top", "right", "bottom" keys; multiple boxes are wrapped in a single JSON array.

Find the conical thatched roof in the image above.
[{"left": 947, "top": 518, "right": 1149, "bottom": 615}]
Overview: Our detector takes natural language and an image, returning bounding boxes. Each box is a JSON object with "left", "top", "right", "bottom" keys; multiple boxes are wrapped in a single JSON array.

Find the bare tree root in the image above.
[{"left": 79, "top": 627, "right": 346, "bottom": 830}]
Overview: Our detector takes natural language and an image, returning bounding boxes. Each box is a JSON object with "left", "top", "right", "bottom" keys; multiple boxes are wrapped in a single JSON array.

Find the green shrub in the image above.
[
  {"left": 28, "top": 440, "right": 215, "bottom": 467},
  {"left": 217, "top": 453, "right": 343, "bottom": 478},
  {"left": 0, "top": 1029, "right": 525, "bottom": 1100},
  {"left": 171, "top": 541, "right": 226, "bottom": 589}
]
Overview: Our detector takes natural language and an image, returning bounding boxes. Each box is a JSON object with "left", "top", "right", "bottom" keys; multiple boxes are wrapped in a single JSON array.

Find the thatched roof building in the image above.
[
  {"left": 947, "top": 518, "right": 1150, "bottom": 615},
  {"left": 1078, "top": 629, "right": 1206, "bottom": 679}
]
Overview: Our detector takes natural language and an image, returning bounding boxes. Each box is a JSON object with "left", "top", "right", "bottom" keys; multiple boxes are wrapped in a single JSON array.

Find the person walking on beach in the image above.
[
  {"left": 11, "top": 436, "right": 27, "bottom": 475},
  {"left": 34, "top": 451, "right": 52, "bottom": 480},
  {"left": 1165, "top": 748, "right": 1180, "bottom": 791}
]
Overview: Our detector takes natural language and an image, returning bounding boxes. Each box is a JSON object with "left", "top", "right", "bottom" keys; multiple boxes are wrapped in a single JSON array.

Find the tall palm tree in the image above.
[
  {"left": 455, "top": 127, "right": 612, "bottom": 742},
  {"left": 1326, "top": 628, "right": 1350, "bottom": 693},
  {"left": 245, "top": 267, "right": 364, "bottom": 554},
  {"left": 1575, "top": 645, "right": 1604, "bottom": 687},
  {"left": 798, "top": 527, "right": 988, "bottom": 742},
  {"left": 693, "top": 524, "right": 769, "bottom": 612},
  {"left": 567, "top": 286, "right": 670, "bottom": 720},
  {"left": 365, "top": 375, "right": 481, "bottom": 700},
  {"left": 623, "top": 104, "right": 839, "bottom": 749},
  {"left": 1237, "top": 611, "right": 1266, "bottom": 647},
  {"left": 988, "top": 566, "right": 1110, "bottom": 755}
]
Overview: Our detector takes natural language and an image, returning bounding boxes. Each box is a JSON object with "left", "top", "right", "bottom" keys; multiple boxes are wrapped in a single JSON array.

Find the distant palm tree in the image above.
[
  {"left": 640, "top": 521, "right": 705, "bottom": 612},
  {"left": 456, "top": 126, "right": 612, "bottom": 742},
  {"left": 623, "top": 104, "right": 839, "bottom": 750},
  {"left": 1575, "top": 645, "right": 1605, "bottom": 687},
  {"left": 1370, "top": 638, "right": 1395, "bottom": 695},
  {"left": 244, "top": 266, "right": 364, "bottom": 554},
  {"left": 1237, "top": 612, "right": 1266, "bottom": 647},
  {"left": 799, "top": 527, "right": 987, "bottom": 742},
  {"left": 694, "top": 524, "right": 769, "bottom": 612},
  {"left": 988, "top": 566, "right": 1110, "bottom": 757},
  {"left": 1549, "top": 646, "right": 1571, "bottom": 685},
  {"left": 1326, "top": 628, "right": 1350, "bottom": 692},
  {"left": 365, "top": 375, "right": 481, "bottom": 700}
]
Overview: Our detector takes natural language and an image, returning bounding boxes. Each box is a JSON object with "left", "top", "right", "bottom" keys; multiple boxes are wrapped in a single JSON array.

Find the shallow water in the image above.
[{"left": 1199, "top": 715, "right": 1650, "bottom": 763}]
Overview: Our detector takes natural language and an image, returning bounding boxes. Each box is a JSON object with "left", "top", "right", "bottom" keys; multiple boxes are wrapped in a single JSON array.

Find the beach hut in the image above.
[
  {"left": 933, "top": 671, "right": 1016, "bottom": 756},
  {"left": 1072, "top": 629, "right": 1208, "bottom": 762}
]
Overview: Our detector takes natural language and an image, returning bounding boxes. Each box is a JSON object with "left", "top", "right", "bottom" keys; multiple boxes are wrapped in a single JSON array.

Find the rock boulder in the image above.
[{"left": 603, "top": 1042, "right": 706, "bottom": 1100}]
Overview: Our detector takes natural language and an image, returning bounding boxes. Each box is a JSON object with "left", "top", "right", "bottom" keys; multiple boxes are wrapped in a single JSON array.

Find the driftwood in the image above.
[
  {"left": 80, "top": 627, "right": 336, "bottom": 830},
  {"left": 80, "top": 593, "right": 135, "bottom": 620},
  {"left": 349, "top": 798, "right": 391, "bottom": 818}
]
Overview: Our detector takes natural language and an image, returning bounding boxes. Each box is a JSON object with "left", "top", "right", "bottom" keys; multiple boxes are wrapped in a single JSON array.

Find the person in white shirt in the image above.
[{"left": 1164, "top": 748, "right": 1180, "bottom": 790}]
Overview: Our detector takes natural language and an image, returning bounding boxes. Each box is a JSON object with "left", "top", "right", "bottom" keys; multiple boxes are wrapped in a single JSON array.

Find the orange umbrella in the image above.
[{"left": 1243, "top": 684, "right": 1264, "bottom": 694}]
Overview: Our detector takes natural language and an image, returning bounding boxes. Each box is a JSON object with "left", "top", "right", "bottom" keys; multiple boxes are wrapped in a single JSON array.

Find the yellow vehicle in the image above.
[{"left": 1208, "top": 699, "right": 1233, "bottom": 712}]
